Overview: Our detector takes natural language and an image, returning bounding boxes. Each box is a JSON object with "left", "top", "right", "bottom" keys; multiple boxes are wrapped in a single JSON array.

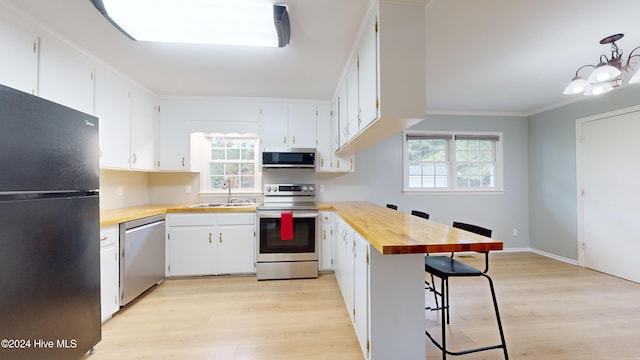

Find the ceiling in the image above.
[{"left": 4, "top": 0, "right": 640, "bottom": 115}]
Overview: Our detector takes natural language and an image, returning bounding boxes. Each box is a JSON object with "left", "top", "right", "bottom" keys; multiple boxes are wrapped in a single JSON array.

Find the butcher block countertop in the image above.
[
  {"left": 100, "top": 203, "right": 258, "bottom": 227},
  {"left": 101, "top": 201, "right": 502, "bottom": 256},
  {"left": 321, "top": 202, "right": 503, "bottom": 255}
]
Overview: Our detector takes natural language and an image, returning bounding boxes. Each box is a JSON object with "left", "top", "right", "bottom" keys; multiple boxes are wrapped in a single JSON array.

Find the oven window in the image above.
[{"left": 259, "top": 217, "right": 316, "bottom": 253}]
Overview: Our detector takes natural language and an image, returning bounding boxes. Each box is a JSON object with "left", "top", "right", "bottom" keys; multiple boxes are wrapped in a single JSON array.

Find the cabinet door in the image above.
[
  {"left": 358, "top": 12, "right": 379, "bottom": 130},
  {"left": 100, "top": 244, "right": 119, "bottom": 323},
  {"left": 167, "top": 227, "right": 216, "bottom": 276},
  {"left": 260, "top": 103, "right": 288, "bottom": 150},
  {"left": 337, "top": 82, "right": 348, "bottom": 149},
  {"left": 344, "top": 226, "right": 355, "bottom": 321},
  {"left": 315, "top": 104, "right": 332, "bottom": 172},
  {"left": 99, "top": 225, "right": 119, "bottom": 323},
  {"left": 158, "top": 100, "right": 190, "bottom": 171},
  {"left": 0, "top": 18, "right": 38, "bottom": 94},
  {"left": 38, "top": 36, "right": 94, "bottom": 114},
  {"left": 288, "top": 103, "right": 317, "bottom": 148},
  {"left": 319, "top": 216, "right": 333, "bottom": 271},
  {"left": 346, "top": 56, "right": 359, "bottom": 143},
  {"left": 95, "top": 65, "right": 131, "bottom": 169},
  {"left": 130, "top": 87, "right": 159, "bottom": 170},
  {"left": 333, "top": 218, "right": 345, "bottom": 292},
  {"left": 217, "top": 226, "right": 255, "bottom": 274},
  {"left": 354, "top": 232, "right": 370, "bottom": 356}
]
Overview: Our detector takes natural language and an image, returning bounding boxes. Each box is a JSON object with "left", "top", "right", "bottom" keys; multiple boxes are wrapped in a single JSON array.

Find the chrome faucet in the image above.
[{"left": 223, "top": 177, "right": 235, "bottom": 203}]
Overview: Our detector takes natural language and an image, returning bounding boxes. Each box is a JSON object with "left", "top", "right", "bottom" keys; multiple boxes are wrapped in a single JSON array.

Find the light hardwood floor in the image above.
[{"left": 85, "top": 252, "right": 640, "bottom": 360}]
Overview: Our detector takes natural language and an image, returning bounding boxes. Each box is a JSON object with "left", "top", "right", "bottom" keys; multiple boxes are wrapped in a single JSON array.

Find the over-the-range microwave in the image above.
[{"left": 262, "top": 149, "right": 316, "bottom": 168}]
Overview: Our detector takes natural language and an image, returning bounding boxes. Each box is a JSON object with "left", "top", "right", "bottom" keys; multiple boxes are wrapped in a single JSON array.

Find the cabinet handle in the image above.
[
  {"left": 181, "top": 157, "right": 185, "bottom": 167},
  {"left": 283, "top": 136, "right": 287, "bottom": 144},
  {"left": 100, "top": 236, "right": 108, "bottom": 242},
  {"left": 323, "top": 230, "right": 326, "bottom": 240},
  {"left": 219, "top": 233, "right": 222, "bottom": 243},
  {"left": 321, "top": 158, "right": 324, "bottom": 167},
  {"left": 209, "top": 233, "right": 212, "bottom": 244},
  {"left": 337, "top": 159, "right": 340, "bottom": 168},
  {"left": 132, "top": 153, "right": 137, "bottom": 164},
  {"left": 293, "top": 136, "right": 296, "bottom": 144}
]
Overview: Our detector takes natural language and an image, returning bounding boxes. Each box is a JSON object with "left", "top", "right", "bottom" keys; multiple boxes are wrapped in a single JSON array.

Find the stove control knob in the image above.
[
  {"left": 265, "top": 186, "right": 271, "bottom": 192},
  {"left": 302, "top": 186, "right": 308, "bottom": 192},
  {"left": 308, "top": 186, "right": 314, "bottom": 192}
]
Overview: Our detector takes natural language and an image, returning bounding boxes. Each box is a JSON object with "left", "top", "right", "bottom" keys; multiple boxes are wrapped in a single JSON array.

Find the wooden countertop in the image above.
[
  {"left": 322, "top": 202, "right": 503, "bottom": 255},
  {"left": 100, "top": 203, "right": 257, "bottom": 227},
  {"left": 102, "top": 201, "right": 502, "bottom": 256}
]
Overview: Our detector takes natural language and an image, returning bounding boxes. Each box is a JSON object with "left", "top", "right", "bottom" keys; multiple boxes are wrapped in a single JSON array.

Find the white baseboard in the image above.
[{"left": 526, "top": 248, "right": 578, "bottom": 266}]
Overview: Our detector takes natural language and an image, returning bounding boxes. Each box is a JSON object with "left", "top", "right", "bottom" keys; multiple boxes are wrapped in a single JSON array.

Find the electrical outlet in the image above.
[
  {"left": 512, "top": 228, "right": 518, "bottom": 236},
  {"left": 185, "top": 185, "right": 192, "bottom": 194},
  {"left": 117, "top": 186, "right": 123, "bottom": 197},
  {"left": 319, "top": 185, "right": 325, "bottom": 193}
]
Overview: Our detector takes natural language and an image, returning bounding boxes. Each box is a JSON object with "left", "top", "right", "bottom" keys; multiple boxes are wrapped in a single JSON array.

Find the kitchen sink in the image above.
[
  {"left": 221, "top": 202, "right": 256, "bottom": 207},
  {"left": 188, "top": 203, "right": 226, "bottom": 208},
  {"left": 188, "top": 202, "right": 256, "bottom": 208}
]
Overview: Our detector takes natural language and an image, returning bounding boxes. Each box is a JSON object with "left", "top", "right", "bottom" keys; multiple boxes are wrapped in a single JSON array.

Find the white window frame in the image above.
[
  {"left": 197, "top": 132, "right": 261, "bottom": 194},
  {"left": 403, "top": 130, "right": 504, "bottom": 193}
]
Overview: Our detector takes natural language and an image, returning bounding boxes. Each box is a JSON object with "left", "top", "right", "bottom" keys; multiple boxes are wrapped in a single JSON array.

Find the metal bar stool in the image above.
[{"left": 424, "top": 222, "right": 508, "bottom": 359}]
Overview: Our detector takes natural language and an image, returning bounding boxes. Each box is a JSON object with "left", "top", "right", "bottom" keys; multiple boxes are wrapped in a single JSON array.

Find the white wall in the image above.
[
  {"left": 528, "top": 85, "right": 640, "bottom": 260},
  {"left": 314, "top": 114, "right": 531, "bottom": 249}
]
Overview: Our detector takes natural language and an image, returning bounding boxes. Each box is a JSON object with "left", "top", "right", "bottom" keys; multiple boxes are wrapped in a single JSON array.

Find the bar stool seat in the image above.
[{"left": 424, "top": 222, "right": 508, "bottom": 359}]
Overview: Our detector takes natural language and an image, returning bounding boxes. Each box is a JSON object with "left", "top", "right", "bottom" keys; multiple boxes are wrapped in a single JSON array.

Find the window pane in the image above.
[
  {"left": 407, "top": 138, "right": 449, "bottom": 189},
  {"left": 241, "top": 163, "right": 255, "bottom": 175},
  {"left": 227, "top": 148, "right": 240, "bottom": 160},
  {"left": 240, "top": 175, "right": 255, "bottom": 188},
  {"left": 241, "top": 148, "right": 254, "bottom": 161},
  {"left": 226, "top": 163, "right": 239, "bottom": 175},
  {"left": 210, "top": 163, "right": 224, "bottom": 175},
  {"left": 211, "top": 148, "right": 224, "bottom": 159}
]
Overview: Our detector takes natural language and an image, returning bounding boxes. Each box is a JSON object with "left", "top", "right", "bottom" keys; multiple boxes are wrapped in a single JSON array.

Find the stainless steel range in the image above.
[{"left": 256, "top": 183, "right": 318, "bottom": 280}]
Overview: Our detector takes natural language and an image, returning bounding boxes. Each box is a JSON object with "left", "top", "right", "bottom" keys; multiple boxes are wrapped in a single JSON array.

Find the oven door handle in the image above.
[{"left": 258, "top": 213, "right": 318, "bottom": 219}]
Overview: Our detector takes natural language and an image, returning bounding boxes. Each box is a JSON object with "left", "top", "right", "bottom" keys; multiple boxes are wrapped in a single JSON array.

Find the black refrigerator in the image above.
[{"left": 0, "top": 84, "right": 101, "bottom": 359}]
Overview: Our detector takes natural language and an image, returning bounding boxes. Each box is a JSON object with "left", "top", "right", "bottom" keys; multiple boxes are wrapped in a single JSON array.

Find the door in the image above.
[
  {"left": 257, "top": 214, "right": 317, "bottom": 261},
  {"left": 218, "top": 226, "right": 255, "bottom": 274},
  {"left": 0, "top": 196, "right": 101, "bottom": 359},
  {"left": 168, "top": 227, "right": 217, "bottom": 276},
  {"left": 0, "top": 84, "right": 99, "bottom": 191},
  {"left": 579, "top": 109, "right": 640, "bottom": 283}
]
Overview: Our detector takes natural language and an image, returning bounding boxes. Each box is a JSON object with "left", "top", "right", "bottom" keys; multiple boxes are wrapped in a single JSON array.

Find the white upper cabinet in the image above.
[
  {"left": 346, "top": 56, "right": 359, "bottom": 144},
  {"left": 259, "top": 103, "right": 289, "bottom": 150},
  {"left": 357, "top": 12, "right": 379, "bottom": 131},
  {"left": 38, "top": 36, "right": 95, "bottom": 115},
  {"left": 0, "top": 17, "right": 38, "bottom": 95},
  {"left": 288, "top": 103, "right": 318, "bottom": 148},
  {"left": 158, "top": 100, "right": 191, "bottom": 171},
  {"left": 317, "top": 103, "right": 354, "bottom": 173},
  {"left": 95, "top": 65, "right": 131, "bottom": 169},
  {"left": 130, "top": 86, "right": 159, "bottom": 171},
  {"left": 335, "top": 1, "right": 426, "bottom": 156},
  {"left": 260, "top": 103, "right": 317, "bottom": 150}
]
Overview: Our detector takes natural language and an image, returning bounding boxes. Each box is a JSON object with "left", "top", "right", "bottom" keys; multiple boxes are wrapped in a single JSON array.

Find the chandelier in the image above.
[{"left": 564, "top": 34, "right": 640, "bottom": 96}]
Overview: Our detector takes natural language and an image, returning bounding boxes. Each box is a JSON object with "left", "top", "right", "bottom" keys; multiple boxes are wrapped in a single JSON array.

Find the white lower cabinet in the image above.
[
  {"left": 99, "top": 225, "right": 120, "bottom": 323},
  {"left": 166, "top": 213, "right": 255, "bottom": 277},
  {"left": 319, "top": 211, "right": 333, "bottom": 271},
  {"left": 332, "top": 214, "right": 370, "bottom": 358}
]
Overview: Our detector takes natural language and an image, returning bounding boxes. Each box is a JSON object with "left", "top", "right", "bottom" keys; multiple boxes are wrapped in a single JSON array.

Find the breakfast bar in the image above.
[{"left": 327, "top": 202, "right": 504, "bottom": 360}]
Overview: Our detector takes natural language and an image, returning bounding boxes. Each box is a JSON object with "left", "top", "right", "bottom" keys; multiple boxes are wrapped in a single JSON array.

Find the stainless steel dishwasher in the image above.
[{"left": 119, "top": 214, "right": 165, "bottom": 305}]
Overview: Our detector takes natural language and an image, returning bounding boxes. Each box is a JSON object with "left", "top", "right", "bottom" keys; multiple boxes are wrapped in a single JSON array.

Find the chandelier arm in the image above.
[
  {"left": 624, "top": 46, "right": 640, "bottom": 71},
  {"left": 574, "top": 64, "right": 596, "bottom": 77}
]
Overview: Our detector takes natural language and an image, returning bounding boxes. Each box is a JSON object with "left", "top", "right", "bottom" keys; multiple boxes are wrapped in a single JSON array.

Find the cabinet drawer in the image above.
[
  {"left": 167, "top": 214, "right": 216, "bottom": 226},
  {"left": 218, "top": 213, "right": 255, "bottom": 225},
  {"left": 100, "top": 225, "right": 119, "bottom": 247}
]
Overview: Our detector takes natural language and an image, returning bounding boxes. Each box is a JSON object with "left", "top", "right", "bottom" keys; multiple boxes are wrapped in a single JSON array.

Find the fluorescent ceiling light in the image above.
[{"left": 91, "top": 0, "right": 289, "bottom": 47}]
